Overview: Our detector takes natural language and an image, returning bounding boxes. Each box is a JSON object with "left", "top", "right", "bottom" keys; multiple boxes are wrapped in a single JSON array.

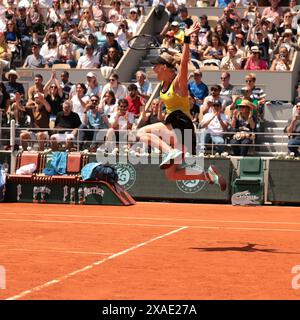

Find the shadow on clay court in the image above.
[{"left": 190, "top": 243, "right": 300, "bottom": 255}]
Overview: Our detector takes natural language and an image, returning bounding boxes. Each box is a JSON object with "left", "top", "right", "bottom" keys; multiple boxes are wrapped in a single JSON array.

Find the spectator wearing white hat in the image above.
[
  {"left": 126, "top": 7, "right": 143, "bottom": 37},
  {"left": 85, "top": 72, "right": 103, "bottom": 97},
  {"left": 170, "top": 20, "right": 184, "bottom": 45},
  {"left": 4, "top": 69, "right": 25, "bottom": 97}
]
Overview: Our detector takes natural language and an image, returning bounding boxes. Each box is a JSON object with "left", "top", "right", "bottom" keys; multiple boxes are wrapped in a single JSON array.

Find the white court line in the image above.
[
  {"left": 1, "top": 211, "right": 300, "bottom": 226},
  {"left": 6, "top": 226, "right": 188, "bottom": 300},
  {"left": 0, "top": 218, "right": 219, "bottom": 229},
  {"left": 1, "top": 217, "right": 300, "bottom": 232},
  {"left": 3, "top": 248, "right": 114, "bottom": 256}
]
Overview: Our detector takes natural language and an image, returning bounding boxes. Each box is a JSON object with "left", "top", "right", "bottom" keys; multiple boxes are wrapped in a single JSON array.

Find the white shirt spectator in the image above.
[
  {"left": 77, "top": 55, "right": 99, "bottom": 69},
  {"left": 40, "top": 44, "right": 58, "bottom": 61},
  {"left": 202, "top": 112, "right": 228, "bottom": 136},
  {"left": 109, "top": 111, "right": 134, "bottom": 129},
  {"left": 39, "top": 0, "right": 53, "bottom": 8},
  {"left": 101, "top": 83, "right": 128, "bottom": 103},
  {"left": 71, "top": 94, "right": 90, "bottom": 122}
]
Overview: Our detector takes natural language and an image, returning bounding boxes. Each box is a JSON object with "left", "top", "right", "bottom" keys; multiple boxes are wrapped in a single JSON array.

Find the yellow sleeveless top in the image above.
[{"left": 160, "top": 80, "right": 190, "bottom": 118}]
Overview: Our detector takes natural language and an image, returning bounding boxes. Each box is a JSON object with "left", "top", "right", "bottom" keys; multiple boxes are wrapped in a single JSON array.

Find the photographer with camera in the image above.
[
  {"left": 285, "top": 102, "right": 300, "bottom": 157},
  {"left": 270, "top": 45, "right": 291, "bottom": 70}
]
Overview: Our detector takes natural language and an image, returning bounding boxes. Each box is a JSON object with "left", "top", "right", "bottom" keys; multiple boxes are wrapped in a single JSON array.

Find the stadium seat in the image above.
[
  {"left": 232, "top": 157, "right": 264, "bottom": 203},
  {"left": 52, "top": 63, "right": 71, "bottom": 69}
]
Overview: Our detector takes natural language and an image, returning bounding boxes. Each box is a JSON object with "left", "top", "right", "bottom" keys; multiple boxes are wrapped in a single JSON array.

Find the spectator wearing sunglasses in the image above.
[
  {"left": 100, "top": 73, "right": 127, "bottom": 104},
  {"left": 79, "top": 94, "right": 110, "bottom": 150}
]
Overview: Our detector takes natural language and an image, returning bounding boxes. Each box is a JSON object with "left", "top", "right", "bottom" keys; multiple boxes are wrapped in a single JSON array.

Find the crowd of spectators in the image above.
[{"left": 0, "top": 0, "right": 299, "bottom": 157}]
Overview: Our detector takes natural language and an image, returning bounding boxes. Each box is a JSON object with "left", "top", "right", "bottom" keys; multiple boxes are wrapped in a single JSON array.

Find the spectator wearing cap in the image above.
[
  {"left": 76, "top": 45, "right": 100, "bottom": 69},
  {"left": 4, "top": 70, "right": 25, "bottom": 97},
  {"left": 275, "top": 29, "right": 300, "bottom": 61},
  {"left": 134, "top": 70, "right": 153, "bottom": 101},
  {"left": 262, "top": 0, "right": 284, "bottom": 26},
  {"left": 85, "top": 72, "right": 103, "bottom": 97},
  {"left": 220, "top": 44, "right": 241, "bottom": 70},
  {"left": 20, "top": 92, "right": 52, "bottom": 151},
  {"left": 92, "top": 0, "right": 107, "bottom": 23},
  {"left": 106, "top": 13, "right": 120, "bottom": 35},
  {"left": 23, "top": 42, "right": 46, "bottom": 68},
  {"left": 188, "top": 70, "right": 209, "bottom": 112},
  {"left": 99, "top": 32, "right": 123, "bottom": 66},
  {"left": 286, "top": 102, "right": 300, "bottom": 157},
  {"left": 244, "top": 46, "right": 268, "bottom": 70},
  {"left": 230, "top": 99, "right": 257, "bottom": 156},
  {"left": 16, "top": 6, "right": 32, "bottom": 58},
  {"left": 126, "top": 7, "right": 144, "bottom": 37},
  {"left": 170, "top": 21, "right": 184, "bottom": 45},
  {"left": 200, "top": 99, "right": 229, "bottom": 153},
  {"left": 28, "top": 74, "right": 44, "bottom": 104}
]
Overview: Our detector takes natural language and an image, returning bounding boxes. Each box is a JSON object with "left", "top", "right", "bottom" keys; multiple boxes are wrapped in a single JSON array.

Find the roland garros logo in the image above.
[
  {"left": 114, "top": 163, "right": 136, "bottom": 190},
  {"left": 176, "top": 165, "right": 207, "bottom": 194}
]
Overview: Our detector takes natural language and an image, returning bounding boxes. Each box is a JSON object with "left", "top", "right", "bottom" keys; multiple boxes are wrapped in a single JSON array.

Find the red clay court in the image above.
[{"left": 1, "top": 202, "right": 300, "bottom": 300}]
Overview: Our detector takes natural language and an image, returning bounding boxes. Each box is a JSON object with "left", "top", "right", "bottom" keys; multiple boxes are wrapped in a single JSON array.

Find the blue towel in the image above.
[
  {"left": 43, "top": 152, "right": 68, "bottom": 176},
  {"left": 81, "top": 162, "right": 101, "bottom": 181}
]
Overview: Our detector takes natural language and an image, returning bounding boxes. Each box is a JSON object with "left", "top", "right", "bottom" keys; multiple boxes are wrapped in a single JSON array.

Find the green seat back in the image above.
[{"left": 239, "top": 157, "right": 263, "bottom": 181}]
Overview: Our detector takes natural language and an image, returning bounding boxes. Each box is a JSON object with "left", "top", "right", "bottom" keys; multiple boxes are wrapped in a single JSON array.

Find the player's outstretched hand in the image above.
[{"left": 185, "top": 22, "right": 200, "bottom": 37}]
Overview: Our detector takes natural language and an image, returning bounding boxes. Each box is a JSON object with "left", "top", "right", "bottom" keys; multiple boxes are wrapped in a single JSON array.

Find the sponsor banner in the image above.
[{"left": 231, "top": 190, "right": 260, "bottom": 206}]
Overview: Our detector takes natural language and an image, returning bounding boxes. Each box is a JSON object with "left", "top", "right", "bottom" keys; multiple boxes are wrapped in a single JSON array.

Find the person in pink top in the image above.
[{"left": 244, "top": 46, "right": 268, "bottom": 70}]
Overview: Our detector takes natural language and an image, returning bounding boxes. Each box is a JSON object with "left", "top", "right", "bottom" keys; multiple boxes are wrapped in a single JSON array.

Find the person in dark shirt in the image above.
[
  {"left": 50, "top": 100, "right": 81, "bottom": 151},
  {"left": 178, "top": 5, "right": 193, "bottom": 30},
  {"left": 4, "top": 70, "right": 25, "bottom": 97},
  {"left": 44, "top": 71, "right": 64, "bottom": 118},
  {"left": 60, "top": 71, "right": 73, "bottom": 101},
  {"left": 16, "top": 6, "right": 32, "bottom": 58},
  {"left": 99, "top": 32, "right": 123, "bottom": 66}
]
